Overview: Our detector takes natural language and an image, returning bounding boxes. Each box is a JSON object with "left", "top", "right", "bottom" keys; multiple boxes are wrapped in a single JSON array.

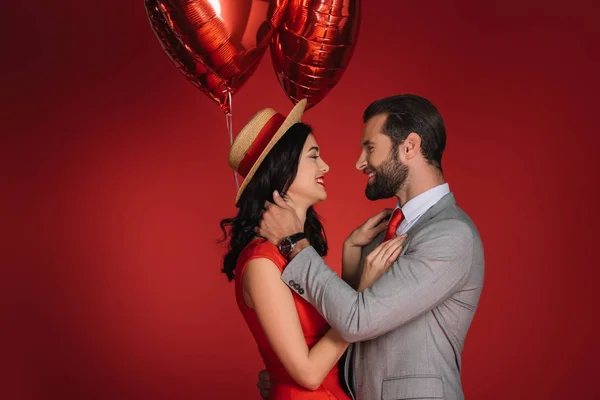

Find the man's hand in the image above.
[
  {"left": 257, "top": 191, "right": 303, "bottom": 245},
  {"left": 346, "top": 208, "right": 394, "bottom": 248},
  {"left": 358, "top": 234, "right": 406, "bottom": 291},
  {"left": 257, "top": 369, "right": 271, "bottom": 400}
]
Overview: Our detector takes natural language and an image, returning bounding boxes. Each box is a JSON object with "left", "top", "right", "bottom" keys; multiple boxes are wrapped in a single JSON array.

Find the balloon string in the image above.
[{"left": 226, "top": 91, "right": 240, "bottom": 191}]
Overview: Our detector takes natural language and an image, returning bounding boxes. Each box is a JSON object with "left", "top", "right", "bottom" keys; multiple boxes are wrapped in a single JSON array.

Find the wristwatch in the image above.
[{"left": 278, "top": 232, "right": 307, "bottom": 258}]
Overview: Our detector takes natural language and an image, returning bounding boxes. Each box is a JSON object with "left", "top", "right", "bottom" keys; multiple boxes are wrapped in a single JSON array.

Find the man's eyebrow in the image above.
[
  {"left": 308, "top": 146, "right": 319, "bottom": 152},
  {"left": 362, "top": 139, "right": 373, "bottom": 147}
]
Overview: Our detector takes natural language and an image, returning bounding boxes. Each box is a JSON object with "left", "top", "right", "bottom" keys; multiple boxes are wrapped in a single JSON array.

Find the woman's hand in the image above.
[
  {"left": 358, "top": 234, "right": 407, "bottom": 291},
  {"left": 346, "top": 208, "right": 394, "bottom": 248}
]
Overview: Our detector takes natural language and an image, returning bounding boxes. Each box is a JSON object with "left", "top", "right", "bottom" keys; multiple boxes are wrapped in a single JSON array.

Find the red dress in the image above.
[{"left": 235, "top": 239, "right": 350, "bottom": 399}]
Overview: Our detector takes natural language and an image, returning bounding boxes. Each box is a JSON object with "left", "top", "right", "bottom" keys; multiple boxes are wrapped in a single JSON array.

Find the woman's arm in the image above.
[
  {"left": 243, "top": 258, "right": 348, "bottom": 391},
  {"left": 342, "top": 209, "right": 393, "bottom": 288}
]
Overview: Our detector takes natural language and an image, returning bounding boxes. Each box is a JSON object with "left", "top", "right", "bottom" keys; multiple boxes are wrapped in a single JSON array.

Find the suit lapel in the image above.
[
  {"left": 399, "top": 192, "right": 456, "bottom": 255},
  {"left": 406, "top": 193, "right": 455, "bottom": 235},
  {"left": 364, "top": 192, "right": 456, "bottom": 257}
]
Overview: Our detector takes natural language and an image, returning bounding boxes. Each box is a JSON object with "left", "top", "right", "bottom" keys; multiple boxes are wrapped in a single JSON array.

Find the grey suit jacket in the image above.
[{"left": 281, "top": 193, "right": 484, "bottom": 400}]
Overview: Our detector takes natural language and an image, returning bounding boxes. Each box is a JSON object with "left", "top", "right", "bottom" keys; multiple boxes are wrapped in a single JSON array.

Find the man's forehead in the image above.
[{"left": 362, "top": 114, "right": 386, "bottom": 141}]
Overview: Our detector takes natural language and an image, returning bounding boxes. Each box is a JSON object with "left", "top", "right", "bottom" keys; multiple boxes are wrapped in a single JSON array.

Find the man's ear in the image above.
[{"left": 403, "top": 132, "right": 421, "bottom": 160}]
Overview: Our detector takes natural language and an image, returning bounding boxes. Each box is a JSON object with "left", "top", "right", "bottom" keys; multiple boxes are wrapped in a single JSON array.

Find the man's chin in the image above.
[
  {"left": 365, "top": 185, "right": 395, "bottom": 201},
  {"left": 365, "top": 188, "right": 383, "bottom": 201}
]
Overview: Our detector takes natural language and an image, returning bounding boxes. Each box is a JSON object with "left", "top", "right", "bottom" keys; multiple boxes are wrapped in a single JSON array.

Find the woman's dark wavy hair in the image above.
[{"left": 219, "top": 122, "right": 328, "bottom": 281}]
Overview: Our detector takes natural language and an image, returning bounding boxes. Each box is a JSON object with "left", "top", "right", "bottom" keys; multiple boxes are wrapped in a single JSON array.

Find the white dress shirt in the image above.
[{"left": 395, "top": 183, "right": 450, "bottom": 235}]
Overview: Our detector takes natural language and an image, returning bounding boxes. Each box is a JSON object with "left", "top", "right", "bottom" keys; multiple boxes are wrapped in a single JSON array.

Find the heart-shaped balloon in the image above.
[
  {"left": 145, "top": 0, "right": 289, "bottom": 114},
  {"left": 270, "top": 0, "right": 361, "bottom": 111}
]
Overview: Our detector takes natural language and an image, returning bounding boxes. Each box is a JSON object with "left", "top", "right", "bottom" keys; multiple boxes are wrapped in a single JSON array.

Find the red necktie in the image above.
[{"left": 384, "top": 208, "right": 404, "bottom": 241}]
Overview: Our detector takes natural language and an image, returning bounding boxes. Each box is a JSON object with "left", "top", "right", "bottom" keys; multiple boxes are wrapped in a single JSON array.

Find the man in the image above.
[{"left": 257, "top": 94, "right": 484, "bottom": 400}]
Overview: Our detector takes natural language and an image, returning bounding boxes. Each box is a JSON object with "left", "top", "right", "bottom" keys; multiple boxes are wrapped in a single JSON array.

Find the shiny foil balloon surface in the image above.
[
  {"left": 271, "top": 0, "right": 361, "bottom": 110},
  {"left": 145, "top": 0, "right": 289, "bottom": 114}
]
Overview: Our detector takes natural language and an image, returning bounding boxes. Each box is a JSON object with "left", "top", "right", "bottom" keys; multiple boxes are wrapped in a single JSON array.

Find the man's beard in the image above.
[{"left": 365, "top": 150, "right": 408, "bottom": 201}]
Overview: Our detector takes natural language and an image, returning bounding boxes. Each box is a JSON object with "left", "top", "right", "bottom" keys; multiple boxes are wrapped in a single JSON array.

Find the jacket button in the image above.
[
  {"left": 289, "top": 280, "right": 295, "bottom": 286},
  {"left": 298, "top": 289, "right": 305, "bottom": 295}
]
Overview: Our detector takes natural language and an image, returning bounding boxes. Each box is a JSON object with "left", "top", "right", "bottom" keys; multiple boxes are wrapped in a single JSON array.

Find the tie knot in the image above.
[
  {"left": 389, "top": 208, "right": 403, "bottom": 226},
  {"left": 384, "top": 208, "right": 404, "bottom": 241}
]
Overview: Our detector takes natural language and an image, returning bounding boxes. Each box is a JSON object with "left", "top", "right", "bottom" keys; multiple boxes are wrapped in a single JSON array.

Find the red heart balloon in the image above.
[
  {"left": 270, "top": 0, "right": 361, "bottom": 111},
  {"left": 146, "top": 0, "right": 289, "bottom": 114}
]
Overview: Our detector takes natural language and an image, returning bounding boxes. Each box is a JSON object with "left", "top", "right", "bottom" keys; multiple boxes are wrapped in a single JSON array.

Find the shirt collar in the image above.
[{"left": 397, "top": 183, "right": 450, "bottom": 223}]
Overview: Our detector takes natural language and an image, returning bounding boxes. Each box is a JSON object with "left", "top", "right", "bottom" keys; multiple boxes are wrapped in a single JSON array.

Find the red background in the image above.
[{"left": 2, "top": 1, "right": 599, "bottom": 399}]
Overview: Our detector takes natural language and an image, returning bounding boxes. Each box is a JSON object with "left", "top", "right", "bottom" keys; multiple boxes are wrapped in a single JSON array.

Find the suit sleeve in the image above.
[{"left": 280, "top": 219, "right": 474, "bottom": 342}]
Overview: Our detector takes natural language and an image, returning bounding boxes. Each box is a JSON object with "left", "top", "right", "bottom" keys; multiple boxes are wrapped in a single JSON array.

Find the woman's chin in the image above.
[
  {"left": 314, "top": 191, "right": 327, "bottom": 203},
  {"left": 301, "top": 188, "right": 327, "bottom": 207}
]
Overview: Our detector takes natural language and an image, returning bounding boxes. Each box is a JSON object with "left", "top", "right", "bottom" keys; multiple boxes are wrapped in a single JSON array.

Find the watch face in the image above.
[{"left": 279, "top": 238, "right": 292, "bottom": 256}]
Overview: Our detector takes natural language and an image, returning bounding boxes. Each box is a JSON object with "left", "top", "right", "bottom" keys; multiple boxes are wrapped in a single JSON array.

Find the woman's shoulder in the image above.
[{"left": 239, "top": 238, "right": 287, "bottom": 271}]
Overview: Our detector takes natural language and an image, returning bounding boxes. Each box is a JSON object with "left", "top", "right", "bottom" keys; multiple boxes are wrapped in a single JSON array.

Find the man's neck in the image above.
[{"left": 396, "top": 168, "right": 445, "bottom": 207}]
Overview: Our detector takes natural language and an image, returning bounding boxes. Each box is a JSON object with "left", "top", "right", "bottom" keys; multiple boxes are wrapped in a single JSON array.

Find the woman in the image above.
[{"left": 220, "top": 100, "right": 401, "bottom": 399}]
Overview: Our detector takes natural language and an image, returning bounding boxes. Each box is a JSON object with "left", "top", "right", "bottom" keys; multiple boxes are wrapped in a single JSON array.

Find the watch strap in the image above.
[{"left": 287, "top": 232, "right": 307, "bottom": 243}]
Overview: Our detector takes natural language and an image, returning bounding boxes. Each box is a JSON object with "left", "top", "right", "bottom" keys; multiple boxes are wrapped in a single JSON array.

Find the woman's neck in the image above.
[{"left": 289, "top": 203, "right": 307, "bottom": 231}]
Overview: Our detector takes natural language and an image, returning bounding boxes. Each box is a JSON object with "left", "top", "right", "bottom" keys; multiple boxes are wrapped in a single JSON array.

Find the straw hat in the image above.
[{"left": 228, "top": 99, "right": 307, "bottom": 206}]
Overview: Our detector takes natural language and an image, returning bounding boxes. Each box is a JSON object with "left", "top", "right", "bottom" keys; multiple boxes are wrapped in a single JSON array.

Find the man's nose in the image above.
[{"left": 356, "top": 153, "right": 367, "bottom": 170}]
